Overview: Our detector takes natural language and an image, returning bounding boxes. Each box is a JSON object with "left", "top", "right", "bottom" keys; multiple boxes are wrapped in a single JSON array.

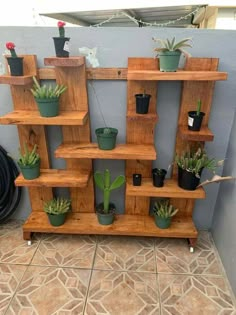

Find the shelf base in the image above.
[{"left": 23, "top": 212, "right": 198, "bottom": 240}]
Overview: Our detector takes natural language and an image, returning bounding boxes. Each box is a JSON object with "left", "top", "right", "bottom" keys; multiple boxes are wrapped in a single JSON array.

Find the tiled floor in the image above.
[{"left": 0, "top": 220, "right": 235, "bottom": 315}]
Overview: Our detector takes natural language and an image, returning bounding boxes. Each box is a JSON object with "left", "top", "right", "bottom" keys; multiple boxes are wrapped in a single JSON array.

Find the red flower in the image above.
[
  {"left": 57, "top": 21, "right": 66, "bottom": 28},
  {"left": 6, "top": 42, "right": 15, "bottom": 50}
]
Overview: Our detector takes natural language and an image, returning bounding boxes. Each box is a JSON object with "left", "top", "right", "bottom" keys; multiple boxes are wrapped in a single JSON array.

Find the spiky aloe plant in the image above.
[
  {"left": 152, "top": 37, "right": 192, "bottom": 57},
  {"left": 94, "top": 169, "right": 125, "bottom": 213},
  {"left": 18, "top": 143, "right": 40, "bottom": 166},
  {"left": 30, "top": 76, "right": 67, "bottom": 99},
  {"left": 43, "top": 197, "right": 71, "bottom": 215},
  {"left": 153, "top": 200, "right": 178, "bottom": 219}
]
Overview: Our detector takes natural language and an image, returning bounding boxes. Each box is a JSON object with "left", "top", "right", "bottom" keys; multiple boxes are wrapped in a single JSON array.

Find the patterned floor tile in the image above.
[
  {"left": 31, "top": 234, "right": 96, "bottom": 268},
  {"left": 0, "top": 264, "right": 26, "bottom": 315},
  {"left": 0, "top": 220, "right": 39, "bottom": 265},
  {"left": 6, "top": 266, "right": 90, "bottom": 315},
  {"left": 85, "top": 270, "right": 160, "bottom": 315},
  {"left": 159, "top": 273, "right": 236, "bottom": 315},
  {"left": 94, "top": 236, "right": 156, "bottom": 272},
  {"left": 155, "top": 231, "right": 223, "bottom": 275}
]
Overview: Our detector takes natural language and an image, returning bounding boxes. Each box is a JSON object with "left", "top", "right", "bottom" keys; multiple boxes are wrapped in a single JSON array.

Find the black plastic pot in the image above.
[
  {"left": 135, "top": 94, "right": 151, "bottom": 114},
  {"left": 188, "top": 111, "right": 205, "bottom": 131},
  {"left": 133, "top": 174, "right": 142, "bottom": 186},
  {"left": 178, "top": 167, "right": 202, "bottom": 190},
  {"left": 152, "top": 168, "right": 167, "bottom": 187},
  {"left": 53, "top": 37, "right": 70, "bottom": 57},
  {"left": 7, "top": 57, "right": 24, "bottom": 76}
]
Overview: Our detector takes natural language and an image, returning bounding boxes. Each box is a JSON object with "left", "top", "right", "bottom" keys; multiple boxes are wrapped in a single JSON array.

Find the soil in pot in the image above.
[
  {"left": 53, "top": 37, "right": 70, "bottom": 57},
  {"left": 96, "top": 203, "right": 116, "bottom": 225},
  {"left": 35, "top": 98, "right": 59, "bottom": 117},
  {"left": 18, "top": 159, "right": 40, "bottom": 180},
  {"left": 154, "top": 215, "right": 171, "bottom": 229},
  {"left": 135, "top": 94, "right": 151, "bottom": 114},
  {"left": 47, "top": 213, "right": 67, "bottom": 226},
  {"left": 159, "top": 51, "right": 181, "bottom": 72},
  {"left": 133, "top": 174, "right": 142, "bottom": 186},
  {"left": 188, "top": 111, "right": 205, "bottom": 131},
  {"left": 152, "top": 168, "right": 167, "bottom": 187},
  {"left": 178, "top": 167, "right": 203, "bottom": 190},
  {"left": 7, "top": 57, "right": 24, "bottom": 76},
  {"left": 95, "top": 127, "right": 118, "bottom": 150}
]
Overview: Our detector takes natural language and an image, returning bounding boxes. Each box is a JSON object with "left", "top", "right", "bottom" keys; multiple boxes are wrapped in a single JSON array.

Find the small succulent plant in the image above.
[
  {"left": 196, "top": 99, "right": 202, "bottom": 116},
  {"left": 152, "top": 37, "right": 192, "bottom": 57},
  {"left": 43, "top": 197, "right": 71, "bottom": 215},
  {"left": 153, "top": 199, "right": 178, "bottom": 219},
  {"left": 18, "top": 143, "right": 40, "bottom": 166},
  {"left": 30, "top": 76, "right": 67, "bottom": 99},
  {"left": 6, "top": 42, "right": 18, "bottom": 58},
  {"left": 57, "top": 21, "right": 66, "bottom": 38}
]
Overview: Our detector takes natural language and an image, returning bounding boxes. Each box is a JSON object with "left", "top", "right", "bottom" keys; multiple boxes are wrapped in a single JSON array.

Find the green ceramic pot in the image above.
[
  {"left": 47, "top": 213, "right": 67, "bottom": 226},
  {"left": 35, "top": 98, "right": 59, "bottom": 117},
  {"left": 159, "top": 51, "right": 181, "bottom": 72},
  {"left": 96, "top": 203, "right": 115, "bottom": 225},
  {"left": 18, "top": 159, "right": 40, "bottom": 180},
  {"left": 154, "top": 215, "right": 171, "bottom": 229},
  {"left": 95, "top": 127, "right": 118, "bottom": 150}
]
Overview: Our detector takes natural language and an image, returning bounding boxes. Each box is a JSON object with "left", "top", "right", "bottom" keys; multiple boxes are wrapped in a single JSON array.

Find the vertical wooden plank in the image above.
[{"left": 126, "top": 58, "right": 158, "bottom": 215}]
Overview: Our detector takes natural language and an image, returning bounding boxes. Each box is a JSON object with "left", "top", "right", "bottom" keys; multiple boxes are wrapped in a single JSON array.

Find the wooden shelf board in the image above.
[
  {"left": 15, "top": 169, "right": 90, "bottom": 187},
  {"left": 126, "top": 111, "right": 158, "bottom": 122},
  {"left": 0, "top": 110, "right": 88, "bottom": 125},
  {"left": 127, "top": 70, "right": 228, "bottom": 81},
  {"left": 178, "top": 125, "right": 214, "bottom": 142},
  {"left": 55, "top": 143, "right": 157, "bottom": 160},
  {"left": 126, "top": 178, "right": 206, "bottom": 199},
  {"left": 0, "top": 75, "right": 33, "bottom": 85},
  {"left": 44, "top": 57, "right": 85, "bottom": 67},
  {"left": 23, "top": 212, "right": 198, "bottom": 238}
]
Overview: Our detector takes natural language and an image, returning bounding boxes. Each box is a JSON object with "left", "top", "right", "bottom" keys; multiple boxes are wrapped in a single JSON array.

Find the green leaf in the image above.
[
  {"left": 110, "top": 175, "right": 126, "bottom": 191},
  {"left": 94, "top": 172, "right": 104, "bottom": 190}
]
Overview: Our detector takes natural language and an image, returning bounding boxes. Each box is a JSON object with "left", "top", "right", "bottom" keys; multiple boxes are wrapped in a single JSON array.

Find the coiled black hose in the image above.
[{"left": 0, "top": 145, "right": 21, "bottom": 222}]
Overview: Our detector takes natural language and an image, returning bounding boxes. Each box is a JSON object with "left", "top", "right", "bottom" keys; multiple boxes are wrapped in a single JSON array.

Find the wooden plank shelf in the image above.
[
  {"left": 0, "top": 75, "right": 33, "bottom": 85},
  {"left": 178, "top": 125, "right": 214, "bottom": 142},
  {"left": 127, "top": 70, "right": 228, "bottom": 81},
  {"left": 126, "top": 178, "right": 206, "bottom": 199},
  {"left": 55, "top": 143, "right": 157, "bottom": 160},
  {"left": 15, "top": 169, "right": 90, "bottom": 188},
  {"left": 126, "top": 111, "right": 158, "bottom": 122},
  {"left": 23, "top": 212, "right": 197, "bottom": 239},
  {"left": 44, "top": 57, "right": 85, "bottom": 67},
  {"left": 0, "top": 110, "right": 88, "bottom": 125}
]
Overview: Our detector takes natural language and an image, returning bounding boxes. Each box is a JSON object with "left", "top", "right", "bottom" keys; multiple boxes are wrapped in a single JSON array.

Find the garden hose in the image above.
[{"left": 0, "top": 145, "right": 21, "bottom": 222}]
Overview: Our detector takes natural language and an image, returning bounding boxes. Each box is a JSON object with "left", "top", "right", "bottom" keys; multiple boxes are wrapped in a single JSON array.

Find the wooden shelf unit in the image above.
[{"left": 178, "top": 125, "right": 214, "bottom": 142}]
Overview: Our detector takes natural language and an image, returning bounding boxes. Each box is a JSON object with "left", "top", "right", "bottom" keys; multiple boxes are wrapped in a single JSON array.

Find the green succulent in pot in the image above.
[
  {"left": 44, "top": 197, "right": 71, "bottom": 226},
  {"left": 18, "top": 143, "right": 40, "bottom": 180},
  {"left": 153, "top": 199, "right": 178, "bottom": 229}
]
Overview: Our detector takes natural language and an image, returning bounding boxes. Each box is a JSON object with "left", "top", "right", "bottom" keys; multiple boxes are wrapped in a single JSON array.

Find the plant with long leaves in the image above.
[
  {"left": 94, "top": 169, "right": 126, "bottom": 214},
  {"left": 43, "top": 197, "right": 71, "bottom": 215},
  {"left": 152, "top": 36, "right": 192, "bottom": 57},
  {"left": 18, "top": 143, "right": 40, "bottom": 166},
  {"left": 30, "top": 76, "right": 67, "bottom": 99},
  {"left": 153, "top": 199, "right": 179, "bottom": 219}
]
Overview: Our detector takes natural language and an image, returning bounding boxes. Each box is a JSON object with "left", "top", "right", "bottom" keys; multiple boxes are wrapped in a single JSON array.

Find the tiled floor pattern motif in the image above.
[{"left": 0, "top": 220, "right": 235, "bottom": 314}]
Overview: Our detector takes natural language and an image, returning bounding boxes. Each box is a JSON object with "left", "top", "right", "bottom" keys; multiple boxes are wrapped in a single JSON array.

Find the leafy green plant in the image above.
[
  {"left": 196, "top": 99, "right": 202, "bottom": 116},
  {"left": 152, "top": 37, "right": 192, "bottom": 57},
  {"left": 94, "top": 169, "right": 126, "bottom": 214},
  {"left": 30, "top": 76, "right": 67, "bottom": 99},
  {"left": 153, "top": 199, "right": 178, "bottom": 219},
  {"left": 18, "top": 143, "right": 40, "bottom": 166},
  {"left": 175, "top": 147, "right": 221, "bottom": 177},
  {"left": 43, "top": 197, "right": 71, "bottom": 215}
]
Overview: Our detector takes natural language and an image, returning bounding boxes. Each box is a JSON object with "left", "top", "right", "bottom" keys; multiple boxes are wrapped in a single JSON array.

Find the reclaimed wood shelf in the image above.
[
  {"left": 55, "top": 143, "right": 157, "bottom": 160},
  {"left": 15, "top": 169, "right": 90, "bottom": 188},
  {"left": 23, "top": 212, "right": 197, "bottom": 239},
  {"left": 178, "top": 125, "right": 214, "bottom": 142},
  {"left": 44, "top": 56, "right": 85, "bottom": 67},
  {"left": 127, "top": 70, "right": 228, "bottom": 81},
  {"left": 126, "top": 111, "right": 158, "bottom": 122},
  {"left": 0, "top": 75, "right": 33, "bottom": 85},
  {"left": 126, "top": 178, "right": 205, "bottom": 199},
  {"left": 0, "top": 110, "right": 88, "bottom": 125}
]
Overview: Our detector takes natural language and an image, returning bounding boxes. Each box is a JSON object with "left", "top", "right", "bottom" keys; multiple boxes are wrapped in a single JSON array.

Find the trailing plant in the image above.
[
  {"left": 196, "top": 99, "right": 202, "bottom": 116},
  {"left": 175, "top": 147, "right": 220, "bottom": 177},
  {"left": 43, "top": 197, "right": 71, "bottom": 215},
  {"left": 18, "top": 143, "right": 40, "bottom": 166},
  {"left": 94, "top": 169, "right": 126, "bottom": 213},
  {"left": 57, "top": 21, "right": 66, "bottom": 38},
  {"left": 6, "top": 42, "right": 17, "bottom": 58},
  {"left": 153, "top": 199, "right": 179, "bottom": 219},
  {"left": 30, "top": 76, "right": 67, "bottom": 99},
  {"left": 152, "top": 37, "right": 192, "bottom": 57}
]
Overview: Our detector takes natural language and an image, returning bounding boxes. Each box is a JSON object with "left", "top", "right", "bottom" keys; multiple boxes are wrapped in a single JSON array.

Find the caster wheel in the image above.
[
  {"left": 27, "top": 240, "right": 32, "bottom": 246},
  {"left": 189, "top": 247, "right": 194, "bottom": 253}
]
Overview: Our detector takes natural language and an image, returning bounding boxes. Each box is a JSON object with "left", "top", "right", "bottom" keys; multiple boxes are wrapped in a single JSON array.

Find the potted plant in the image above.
[
  {"left": 152, "top": 168, "right": 167, "bottom": 187},
  {"left": 133, "top": 173, "right": 142, "bottom": 186},
  {"left": 135, "top": 90, "right": 151, "bottom": 114},
  {"left": 53, "top": 21, "right": 70, "bottom": 58},
  {"left": 17, "top": 143, "right": 40, "bottom": 180},
  {"left": 95, "top": 127, "right": 118, "bottom": 150},
  {"left": 94, "top": 169, "right": 125, "bottom": 225},
  {"left": 152, "top": 37, "right": 192, "bottom": 72},
  {"left": 153, "top": 199, "right": 178, "bottom": 229},
  {"left": 43, "top": 197, "right": 71, "bottom": 226},
  {"left": 175, "top": 147, "right": 219, "bottom": 190},
  {"left": 30, "top": 76, "right": 67, "bottom": 117},
  {"left": 188, "top": 99, "right": 205, "bottom": 131},
  {"left": 5, "top": 42, "right": 23, "bottom": 76}
]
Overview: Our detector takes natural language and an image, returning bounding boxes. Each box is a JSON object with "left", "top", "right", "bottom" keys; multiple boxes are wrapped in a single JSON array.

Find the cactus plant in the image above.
[
  {"left": 153, "top": 199, "right": 178, "bottom": 219},
  {"left": 30, "top": 76, "right": 67, "bottom": 99},
  {"left": 94, "top": 169, "right": 125, "bottom": 214},
  {"left": 43, "top": 197, "right": 71, "bottom": 215},
  {"left": 18, "top": 143, "right": 40, "bottom": 167},
  {"left": 196, "top": 99, "right": 202, "bottom": 116}
]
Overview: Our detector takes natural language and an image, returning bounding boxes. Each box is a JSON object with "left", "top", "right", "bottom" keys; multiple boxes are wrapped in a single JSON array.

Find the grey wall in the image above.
[
  {"left": 0, "top": 27, "right": 236, "bottom": 229},
  {"left": 212, "top": 108, "right": 236, "bottom": 296}
]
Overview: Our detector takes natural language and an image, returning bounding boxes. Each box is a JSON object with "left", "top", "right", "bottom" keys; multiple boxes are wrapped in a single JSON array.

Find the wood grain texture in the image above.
[
  {"left": 44, "top": 57, "right": 85, "bottom": 67},
  {"left": 0, "top": 75, "right": 33, "bottom": 85},
  {"left": 55, "top": 143, "right": 157, "bottom": 160},
  {"left": 23, "top": 211, "right": 198, "bottom": 238},
  {"left": 126, "top": 178, "right": 205, "bottom": 199},
  {"left": 15, "top": 169, "right": 90, "bottom": 188},
  {"left": 178, "top": 125, "right": 214, "bottom": 142},
  {"left": 126, "top": 112, "right": 158, "bottom": 122}
]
